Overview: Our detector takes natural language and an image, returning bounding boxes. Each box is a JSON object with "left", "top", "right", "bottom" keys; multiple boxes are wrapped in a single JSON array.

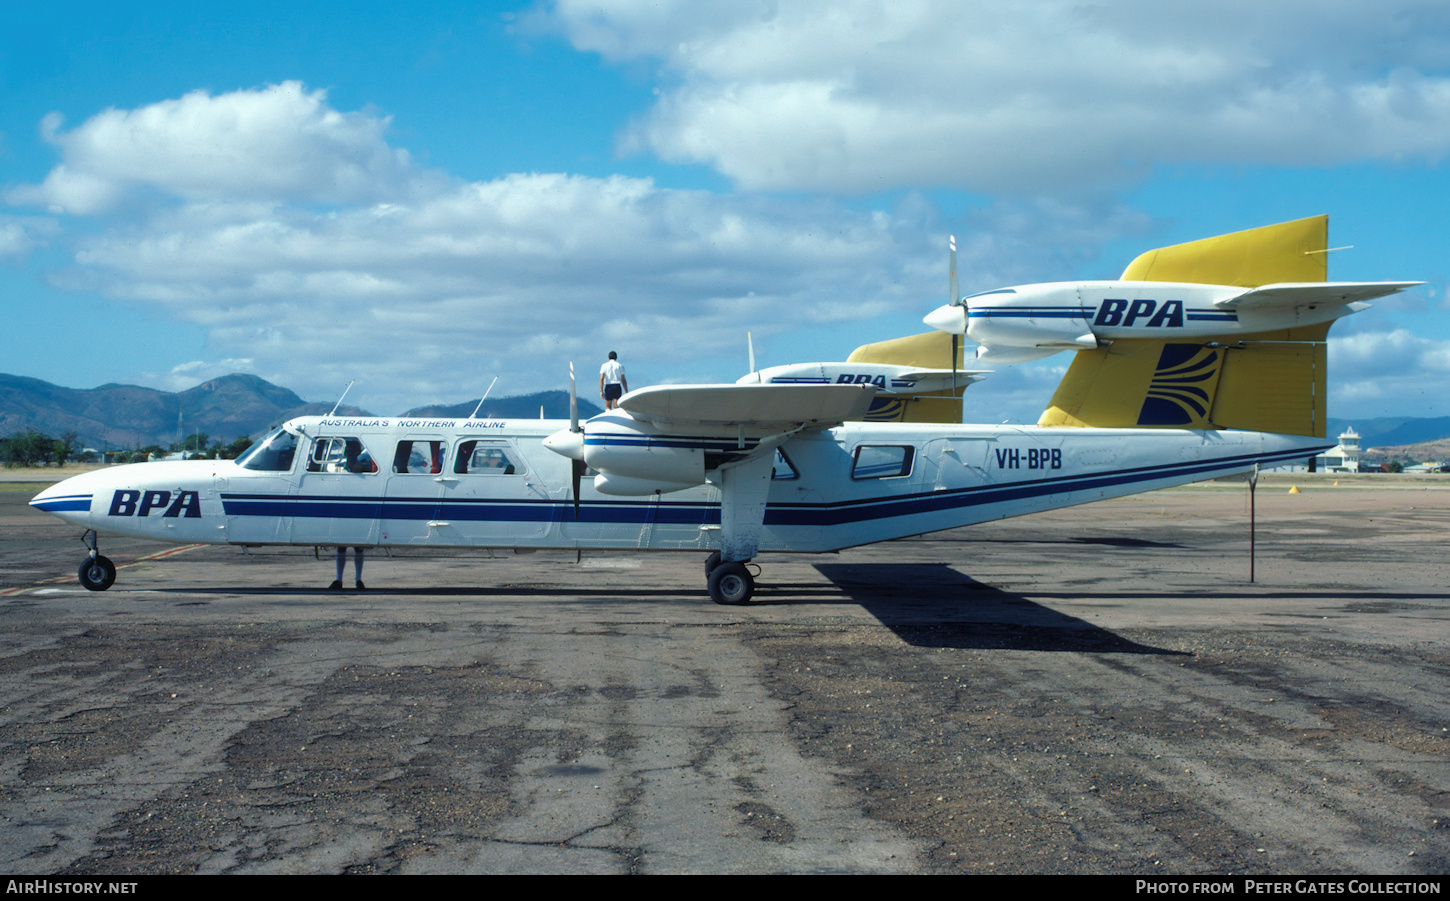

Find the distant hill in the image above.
[
  {"left": 0, "top": 372, "right": 595, "bottom": 450},
  {"left": 0, "top": 372, "right": 346, "bottom": 449},
  {"left": 1359, "top": 438, "right": 1450, "bottom": 464}
]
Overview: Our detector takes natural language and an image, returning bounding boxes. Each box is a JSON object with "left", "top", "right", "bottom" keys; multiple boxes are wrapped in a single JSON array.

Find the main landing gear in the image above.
[
  {"left": 77, "top": 530, "right": 116, "bottom": 591},
  {"left": 704, "top": 551, "right": 755, "bottom": 605}
]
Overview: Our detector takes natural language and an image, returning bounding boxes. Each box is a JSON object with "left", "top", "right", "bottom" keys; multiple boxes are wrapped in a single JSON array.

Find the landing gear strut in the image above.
[
  {"left": 77, "top": 530, "right": 116, "bottom": 592},
  {"left": 707, "top": 559, "right": 754, "bottom": 605}
]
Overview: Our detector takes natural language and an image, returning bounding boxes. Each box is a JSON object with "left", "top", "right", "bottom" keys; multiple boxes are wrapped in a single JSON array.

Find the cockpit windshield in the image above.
[{"left": 236, "top": 428, "right": 299, "bottom": 472}]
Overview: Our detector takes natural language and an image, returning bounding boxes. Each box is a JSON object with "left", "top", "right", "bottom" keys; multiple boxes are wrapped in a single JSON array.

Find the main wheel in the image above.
[
  {"left": 78, "top": 555, "right": 117, "bottom": 591},
  {"left": 704, "top": 550, "right": 722, "bottom": 576},
  {"left": 708, "top": 561, "right": 754, "bottom": 605}
]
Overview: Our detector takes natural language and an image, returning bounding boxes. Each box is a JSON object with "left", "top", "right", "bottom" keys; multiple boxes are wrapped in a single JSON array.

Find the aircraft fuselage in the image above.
[{"left": 32, "top": 415, "right": 1329, "bottom": 555}]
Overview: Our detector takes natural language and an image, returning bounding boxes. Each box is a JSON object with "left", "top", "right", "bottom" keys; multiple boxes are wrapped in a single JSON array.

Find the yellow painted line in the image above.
[
  {"left": 0, "top": 543, "right": 207, "bottom": 595},
  {"left": 133, "top": 544, "right": 206, "bottom": 562}
]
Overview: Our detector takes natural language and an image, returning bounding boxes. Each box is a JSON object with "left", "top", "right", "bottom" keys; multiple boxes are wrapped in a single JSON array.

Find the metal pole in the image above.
[{"left": 1249, "top": 464, "right": 1259, "bottom": 583}]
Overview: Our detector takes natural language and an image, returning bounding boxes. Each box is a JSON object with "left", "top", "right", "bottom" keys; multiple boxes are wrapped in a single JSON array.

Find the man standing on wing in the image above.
[{"left": 600, "top": 351, "right": 628, "bottom": 410}]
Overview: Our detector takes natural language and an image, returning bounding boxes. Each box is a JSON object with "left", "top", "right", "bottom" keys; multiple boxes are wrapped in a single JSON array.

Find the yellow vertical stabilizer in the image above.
[
  {"left": 1036, "top": 324, "right": 1329, "bottom": 436},
  {"left": 1041, "top": 216, "right": 1333, "bottom": 437},
  {"left": 1120, "top": 215, "right": 1327, "bottom": 286},
  {"left": 846, "top": 331, "right": 966, "bottom": 423}
]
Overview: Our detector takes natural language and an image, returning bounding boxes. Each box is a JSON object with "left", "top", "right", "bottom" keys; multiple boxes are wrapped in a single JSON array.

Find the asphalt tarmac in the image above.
[{"left": 0, "top": 474, "right": 1446, "bottom": 874}]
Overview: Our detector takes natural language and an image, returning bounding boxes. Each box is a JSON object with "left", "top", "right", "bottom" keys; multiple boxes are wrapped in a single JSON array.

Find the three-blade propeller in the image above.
[
  {"left": 568, "top": 363, "right": 586, "bottom": 518},
  {"left": 541, "top": 364, "right": 589, "bottom": 517}
]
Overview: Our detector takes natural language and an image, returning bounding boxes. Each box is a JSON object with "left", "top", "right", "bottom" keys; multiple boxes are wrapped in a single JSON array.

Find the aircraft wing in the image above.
[
  {"left": 617, "top": 384, "right": 878, "bottom": 429},
  {"left": 1216, "top": 281, "right": 1421, "bottom": 311}
]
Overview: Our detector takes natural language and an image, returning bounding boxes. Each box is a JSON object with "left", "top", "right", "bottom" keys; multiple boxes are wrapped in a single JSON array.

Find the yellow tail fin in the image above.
[
  {"left": 848, "top": 216, "right": 1339, "bottom": 434},
  {"left": 1039, "top": 215, "right": 1332, "bottom": 437},
  {"left": 1119, "top": 215, "right": 1327, "bottom": 285}
]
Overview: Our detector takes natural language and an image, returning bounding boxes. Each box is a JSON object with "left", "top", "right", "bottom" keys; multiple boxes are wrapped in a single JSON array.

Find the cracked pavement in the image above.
[{"left": 1, "top": 476, "right": 1447, "bottom": 873}]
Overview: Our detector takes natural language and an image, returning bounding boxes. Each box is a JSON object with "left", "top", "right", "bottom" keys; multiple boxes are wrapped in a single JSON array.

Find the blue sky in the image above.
[{"left": 2, "top": 1, "right": 1448, "bottom": 426}]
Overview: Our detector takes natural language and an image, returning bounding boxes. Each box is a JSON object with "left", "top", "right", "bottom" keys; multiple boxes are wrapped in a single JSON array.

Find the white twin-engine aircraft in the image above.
[
  {"left": 28, "top": 387, "right": 1325, "bottom": 605},
  {"left": 28, "top": 216, "right": 1414, "bottom": 605}
]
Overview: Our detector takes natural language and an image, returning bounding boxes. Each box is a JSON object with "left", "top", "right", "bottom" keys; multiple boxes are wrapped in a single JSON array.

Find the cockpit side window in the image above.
[
  {"left": 454, "top": 440, "right": 520, "bottom": 475},
  {"left": 392, "top": 440, "right": 444, "bottom": 474},
  {"left": 307, "top": 436, "right": 378, "bottom": 474},
  {"left": 237, "top": 428, "right": 298, "bottom": 472}
]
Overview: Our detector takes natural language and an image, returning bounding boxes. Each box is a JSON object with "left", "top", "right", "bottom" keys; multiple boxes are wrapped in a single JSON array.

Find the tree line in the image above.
[{"left": 1, "top": 430, "right": 254, "bottom": 467}]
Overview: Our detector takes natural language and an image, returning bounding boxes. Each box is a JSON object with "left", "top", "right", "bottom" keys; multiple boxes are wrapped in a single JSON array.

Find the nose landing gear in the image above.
[{"left": 77, "top": 530, "right": 116, "bottom": 591}]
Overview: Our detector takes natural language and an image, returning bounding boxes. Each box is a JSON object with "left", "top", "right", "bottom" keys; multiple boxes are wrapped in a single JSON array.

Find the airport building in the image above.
[{"left": 1315, "top": 427, "right": 1362, "bottom": 473}]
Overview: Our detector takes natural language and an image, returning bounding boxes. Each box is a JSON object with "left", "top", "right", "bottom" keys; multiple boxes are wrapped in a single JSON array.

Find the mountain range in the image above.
[{"left": 0, "top": 372, "right": 600, "bottom": 450}]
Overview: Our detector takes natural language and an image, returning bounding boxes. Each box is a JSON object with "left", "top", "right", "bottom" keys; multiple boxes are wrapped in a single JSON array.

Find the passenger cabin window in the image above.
[
  {"left": 851, "top": 445, "right": 914, "bottom": 480},
  {"left": 307, "top": 436, "right": 378, "bottom": 474},
  {"left": 237, "top": 428, "right": 298, "bottom": 472},
  {"left": 455, "top": 440, "right": 519, "bottom": 475},
  {"left": 393, "top": 440, "right": 444, "bottom": 474}
]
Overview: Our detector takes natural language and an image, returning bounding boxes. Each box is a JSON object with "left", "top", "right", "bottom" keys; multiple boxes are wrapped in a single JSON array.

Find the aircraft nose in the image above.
[
  {"left": 29, "top": 480, "right": 95, "bottom": 515},
  {"left": 542, "top": 427, "right": 585, "bottom": 461},
  {"left": 923, "top": 303, "right": 967, "bottom": 334}
]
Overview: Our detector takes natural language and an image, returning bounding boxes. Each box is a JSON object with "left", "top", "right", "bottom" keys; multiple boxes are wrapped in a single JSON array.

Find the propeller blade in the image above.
[
  {"left": 949, "top": 234, "right": 958, "bottom": 308},
  {"left": 568, "top": 362, "right": 579, "bottom": 433},
  {"left": 951, "top": 333, "right": 961, "bottom": 420},
  {"left": 949, "top": 236, "right": 963, "bottom": 421},
  {"left": 572, "top": 459, "right": 586, "bottom": 518}
]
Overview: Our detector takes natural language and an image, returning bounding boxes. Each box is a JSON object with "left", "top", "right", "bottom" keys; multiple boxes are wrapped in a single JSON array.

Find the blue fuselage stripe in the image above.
[{"left": 30, "top": 494, "right": 93, "bottom": 512}]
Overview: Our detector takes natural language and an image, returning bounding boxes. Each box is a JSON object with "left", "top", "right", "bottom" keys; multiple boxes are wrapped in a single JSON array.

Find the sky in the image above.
[{"left": 2, "top": 0, "right": 1448, "bottom": 427}]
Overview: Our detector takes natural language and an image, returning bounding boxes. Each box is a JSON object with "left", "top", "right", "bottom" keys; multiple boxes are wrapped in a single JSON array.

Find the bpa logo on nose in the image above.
[{"left": 108, "top": 489, "right": 202, "bottom": 518}]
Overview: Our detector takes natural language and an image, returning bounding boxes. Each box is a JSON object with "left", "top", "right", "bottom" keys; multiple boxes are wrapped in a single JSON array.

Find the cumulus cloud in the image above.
[
  {"left": 139, "top": 359, "right": 260, "bottom": 394},
  {"left": 542, "top": 0, "right": 1450, "bottom": 193},
  {"left": 1329, "top": 328, "right": 1450, "bottom": 418},
  {"left": 7, "top": 82, "right": 423, "bottom": 214},
  {"left": 0, "top": 217, "right": 47, "bottom": 259},
  {"left": 57, "top": 169, "right": 1128, "bottom": 413},
  {"left": 0, "top": 79, "right": 1161, "bottom": 415}
]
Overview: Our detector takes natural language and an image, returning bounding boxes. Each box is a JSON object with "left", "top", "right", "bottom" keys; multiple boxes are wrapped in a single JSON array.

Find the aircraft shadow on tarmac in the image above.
[{"left": 808, "top": 562, "right": 1182, "bottom": 655}]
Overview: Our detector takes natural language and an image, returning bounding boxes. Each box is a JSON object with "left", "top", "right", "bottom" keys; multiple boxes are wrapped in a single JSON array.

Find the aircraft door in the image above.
[
  {"left": 924, "top": 437, "right": 990, "bottom": 491},
  {"left": 291, "top": 434, "right": 383, "bottom": 546},
  {"left": 448, "top": 438, "right": 548, "bottom": 544},
  {"left": 916, "top": 440, "right": 947, "bottom": 491},
  {"left": 382, "top": 438, "right": 448, "bottom": 545}
]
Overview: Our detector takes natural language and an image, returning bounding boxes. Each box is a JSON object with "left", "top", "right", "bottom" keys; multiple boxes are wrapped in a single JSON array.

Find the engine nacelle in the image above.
[
  {"left": 964, "top": 283, "right": 1097, "bottom": 352},
  {"left": 582, "top": 415, "right": 706, "bottom": 487},
  {"left": 971, "top": 344, "right": 1064, "bottom": 365},
  {"left": 593, "top": 473, "right": 700, "bottom": 496}
]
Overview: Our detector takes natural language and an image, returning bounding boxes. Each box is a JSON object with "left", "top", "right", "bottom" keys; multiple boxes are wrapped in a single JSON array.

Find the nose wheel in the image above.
[
  {"left": 78, "top": 555, "right": 117, "bottom": 591},
  {"left": 707, "top": 560, "right": 755, "bottom": 605},
  {"left": 77, "top": 530, "right": 116, "bottom": 591}
]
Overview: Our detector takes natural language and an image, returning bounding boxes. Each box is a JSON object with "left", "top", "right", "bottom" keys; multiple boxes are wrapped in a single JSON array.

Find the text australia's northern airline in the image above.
[{"left": 31, "top": 216, "right": 1417, "bottom": 604}]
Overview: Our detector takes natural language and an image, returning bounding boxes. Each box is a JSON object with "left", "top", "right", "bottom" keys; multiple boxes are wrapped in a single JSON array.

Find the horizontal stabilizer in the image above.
[
  {"left": 891, "top": 368, "right": 990, "bottom": 392},
  {"left": 618, "top": 384, "right": 877, "bottom": 429},
  {"left": 743, "top": 362, "right": 987, "bottom": 394},
  {"left": 1219, "top": 281, "right": 1421, "bottom": 311}
]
